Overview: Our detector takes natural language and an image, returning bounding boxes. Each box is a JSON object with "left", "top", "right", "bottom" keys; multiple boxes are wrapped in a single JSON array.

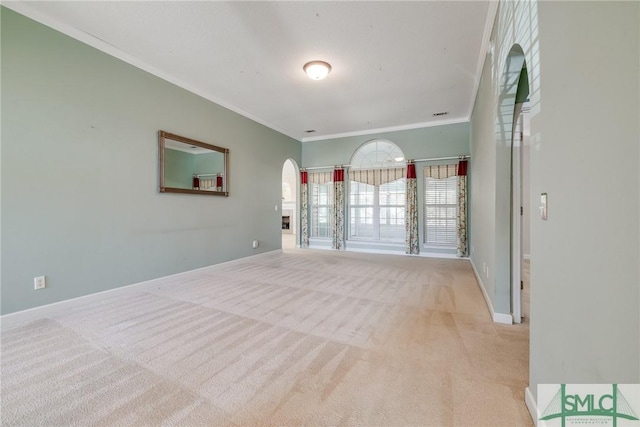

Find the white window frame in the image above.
[
  {"left": 309, "top": 182, "right": 332, "bottom": 239},
  {"left": 424, "top": 175, "right": 457, "bottom": 248},
  {"left": 349, "top": 178, "right": 406, "bottom": 243}
]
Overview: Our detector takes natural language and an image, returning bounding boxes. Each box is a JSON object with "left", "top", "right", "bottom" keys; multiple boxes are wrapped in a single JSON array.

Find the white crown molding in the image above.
[
  {"left": 1, "top": 1, "right": 298, "bottom": 141},
  {"left": 4, "top": 2, "right": 481, "bottom": 144},
  {"left": 301, "top": 117, "right": 470, "bottom": 143},
  {"left": 467, "top": 0, "right": 499, "bottom": 119}
]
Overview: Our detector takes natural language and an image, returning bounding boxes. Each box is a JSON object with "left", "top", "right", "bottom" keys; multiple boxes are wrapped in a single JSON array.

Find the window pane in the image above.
[
  {"left": 424, "top": 176, "right": 457, "bottom": 247},
  {"left": 310, "top": 182, "right": 332, "bottom": 238},
  {"left": 348, "top": 178, "right": 406, "bottom": 242},
  {"left": 379, "top": 178, "right": 406, "bottom": 241},
  {"left": 349, "top": 181, "right": 376, "bottom": 239}
]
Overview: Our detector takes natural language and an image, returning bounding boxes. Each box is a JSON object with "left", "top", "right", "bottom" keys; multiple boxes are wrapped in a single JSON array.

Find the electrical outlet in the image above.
[
  {"left": 252, "top": 240, "right": 259, "bottom": 249},
  {"left": 34, "top": 276, "right": 46, "bottom": 290}
]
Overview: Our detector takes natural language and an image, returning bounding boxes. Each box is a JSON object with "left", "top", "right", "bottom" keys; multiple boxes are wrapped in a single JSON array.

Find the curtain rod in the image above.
[
  {"left": 301, "top": 155, "right": 469, "bottom": 171},
  {"left": 412, "top": 155, "right": 470, "bottom": 163},
  {"left": 303, "top": 165, "right": 351, "bottom": 171}
]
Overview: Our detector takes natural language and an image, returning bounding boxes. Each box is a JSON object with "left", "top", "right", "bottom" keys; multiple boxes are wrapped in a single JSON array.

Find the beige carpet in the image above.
[{"left": 1, "top": 249, "right": 532, "bottom": 426}]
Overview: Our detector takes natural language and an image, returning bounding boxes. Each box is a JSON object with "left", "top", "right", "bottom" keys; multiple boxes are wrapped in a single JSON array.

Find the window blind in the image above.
[
  {"left": 424, "top": 176, "right": 457, "bottom": 247},
  {"left": 310, "top": 182, "right": 332, "bottom": 238}
]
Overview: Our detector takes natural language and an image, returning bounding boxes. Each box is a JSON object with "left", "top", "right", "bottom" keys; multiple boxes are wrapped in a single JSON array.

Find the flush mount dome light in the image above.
[{"left": 303, "top": 61, "right": 332, "bottom": 80}]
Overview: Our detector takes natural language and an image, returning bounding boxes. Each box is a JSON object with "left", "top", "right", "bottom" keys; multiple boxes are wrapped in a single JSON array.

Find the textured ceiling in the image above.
[{"left": 5, "top": 1, "right": 496, "bottom": 142}]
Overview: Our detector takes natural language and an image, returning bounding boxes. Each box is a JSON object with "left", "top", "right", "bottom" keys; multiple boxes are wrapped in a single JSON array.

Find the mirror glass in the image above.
[{"left": 158, "top": 131, "right": 229, "bottom": 196}]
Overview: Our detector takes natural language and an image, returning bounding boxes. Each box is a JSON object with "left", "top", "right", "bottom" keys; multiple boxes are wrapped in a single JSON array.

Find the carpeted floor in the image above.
[{"left": 1, "top": 249, "right": 532, "bottom": 426}]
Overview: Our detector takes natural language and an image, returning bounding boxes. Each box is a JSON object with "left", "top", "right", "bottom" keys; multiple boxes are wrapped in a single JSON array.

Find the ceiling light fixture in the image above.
[{"left": 303, "top": 61, "right": 332, "bottom": 80}]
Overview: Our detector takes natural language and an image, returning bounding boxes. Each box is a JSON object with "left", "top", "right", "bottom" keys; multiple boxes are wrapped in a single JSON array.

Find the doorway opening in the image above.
[
  {"left": 495, "top": 44, "right": 530, "bottom": 325},
  {"left": 503, "top": 46, "right": 530, "bottom": 325},
  {"left": 282, "top": 159, "right": 299, "bottom": 250},
  {"left": 512, "top": 99, "right": 531, "bottom": 324}
]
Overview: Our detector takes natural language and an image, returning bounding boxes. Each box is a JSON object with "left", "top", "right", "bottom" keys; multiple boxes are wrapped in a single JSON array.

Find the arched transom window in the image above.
[
  {"left": 350, "top": 139, "right": 405, "bottom": 170},
  {"left": 348, "top": 140, "right": 406, "bottom": 243}
]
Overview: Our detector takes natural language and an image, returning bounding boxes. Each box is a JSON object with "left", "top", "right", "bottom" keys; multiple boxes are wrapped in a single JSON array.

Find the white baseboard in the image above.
[
  {"left": 493, "top": 311, "right": 513, "bottom": 324},
  {"left": 1, "top": 250, "right": 281, "bottom": 330},
  {"left": 525, "top": 386, "right": 537, "bottom": 426},
  {"left": 305, "top": 245, "right": 464, "bottom": 259},
  {"left": 469, "top": 259, "right": 513, "bottom": 325}
]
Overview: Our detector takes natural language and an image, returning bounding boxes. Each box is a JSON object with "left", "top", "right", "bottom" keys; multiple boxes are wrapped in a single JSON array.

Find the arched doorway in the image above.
[
  {"left": 496, "top": 45, "right": 530, "bottom": 324},
  {"left": 281, "top": 159, "right": 299, "bottom": 250}
]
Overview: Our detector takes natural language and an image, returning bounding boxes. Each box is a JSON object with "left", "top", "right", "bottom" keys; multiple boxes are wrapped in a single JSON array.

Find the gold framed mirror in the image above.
[{"left": 158, "top": 131, "right": 229, "bottom": 196}]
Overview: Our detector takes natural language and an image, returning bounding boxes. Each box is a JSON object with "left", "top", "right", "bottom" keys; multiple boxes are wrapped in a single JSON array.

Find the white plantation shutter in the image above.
[
  {"left": 309, "top": 177, "right": 333, "bottom": 239},
  {"left": 424, "top": 176, "right": 457, "bottom": 247}
]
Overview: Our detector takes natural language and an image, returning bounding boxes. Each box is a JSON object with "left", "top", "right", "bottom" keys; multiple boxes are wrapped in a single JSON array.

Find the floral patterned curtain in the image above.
[
  {"left": 405, "top": 162, "right": 419, "bottom": 254},
  {"left": 300, "top": 170, "right": 309, "bottom": 248},
  {"left": 456, "top": 160, "right": 468, "bottom": 257},
  {"left": 332, "top": 168, "right": 345, "bottom": 250}
]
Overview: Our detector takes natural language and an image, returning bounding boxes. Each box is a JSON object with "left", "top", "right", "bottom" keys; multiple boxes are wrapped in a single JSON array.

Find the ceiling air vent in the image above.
[{"left": 433, "top": 111, "right": 449, "bottom": 117}]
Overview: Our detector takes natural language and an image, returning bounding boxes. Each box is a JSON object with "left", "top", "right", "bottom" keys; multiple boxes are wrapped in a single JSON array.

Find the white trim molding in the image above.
[
  {"left": 470, "top": 259, "right": 513, "bottom": 324},
  {"left": 493, "top": 311, "right": 514, "bottom": 325},
  {"left": 467, "top": 0, "right": 500, "bottom": 119},
  {"left": 3, "top": 2, "right": 476, "bottom": 145},
  {"left": 1, "top": 1, "right": 296, "bottom": 141},
  {"left": 525, "top": 386, "right": 538, "bottom": 426},
  {"left": 301, "top": 117, "right": 469, "bottom": 143},
  {"left": 1, "top": 250, "right": 281, "bottom": 330}
]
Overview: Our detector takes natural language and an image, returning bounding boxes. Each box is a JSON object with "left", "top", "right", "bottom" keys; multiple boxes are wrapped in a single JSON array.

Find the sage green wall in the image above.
[
  {"left": 469, "top": 51, "right": 498, "bottom": 312},
  {"left": 470, "top": 0, "right": 640, "bottom": 407},
  {"left": 164, "top": 149, "right": 225, "bottom": 189},
  {"left": 194, "top": 152, "right": 224, "bottom": 176},
  {"left": 302, "top": 123, "right": 469, "bottom": 168},
  {"left": 301, "top": 123, "right": 470, "bottom": 253},
  {"left": 532, "top": 0, "right": 639, "bottom": 391},
  {"left": 164, "top": 148, "right": 195, "bottom": 189},
  {"left": 1, "top": 8, "right": 301, "bottom": 315}
]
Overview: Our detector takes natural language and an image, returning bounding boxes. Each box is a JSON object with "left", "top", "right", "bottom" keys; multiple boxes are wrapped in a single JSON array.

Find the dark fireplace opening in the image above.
[{"left": 282, "top": 216, "right": 290, "bottom": 230}]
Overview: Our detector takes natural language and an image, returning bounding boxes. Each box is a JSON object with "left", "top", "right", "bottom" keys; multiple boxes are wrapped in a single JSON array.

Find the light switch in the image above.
[{"left": 540, "top": 193, "right": 548, "bottom": 220}]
